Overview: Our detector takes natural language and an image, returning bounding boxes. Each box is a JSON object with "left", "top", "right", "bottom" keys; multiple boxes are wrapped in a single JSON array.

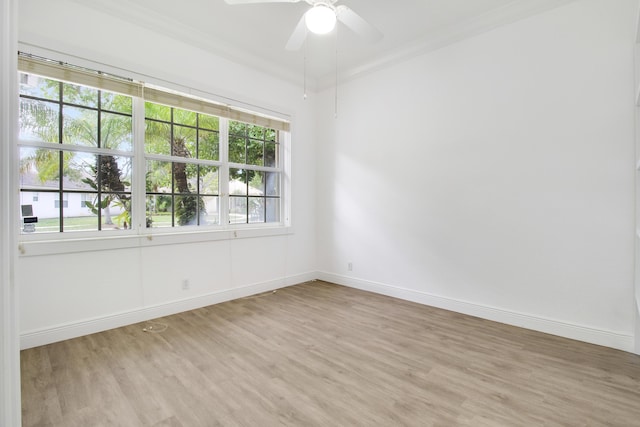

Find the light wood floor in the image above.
[{"left": 21, "top": 281, "right": 640, "bottom": 426}]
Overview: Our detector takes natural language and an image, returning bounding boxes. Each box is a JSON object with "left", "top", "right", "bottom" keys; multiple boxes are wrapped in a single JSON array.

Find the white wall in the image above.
[
  {"left": 317, "top": 0, "right": 637, "bottom": 352},
  {"left": 2, "top": 0, "right": 21, "bottom": 424},
  {"left": 17, "top": 0, "right": 317, "bottom": 347}
]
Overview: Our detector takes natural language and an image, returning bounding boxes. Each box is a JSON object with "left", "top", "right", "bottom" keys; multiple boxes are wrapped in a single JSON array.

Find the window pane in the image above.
[
  {"left": 173, "top": 125, "right": 196, "bottom": 158},
  {"left": 173, "top": 162, "right": 197, "bottom": 194},
  {"left": 198, "top": 130, "right": 219, "bottom": 161},
  {"left": 265, "top": 128, "right": 277, "bottom": 142},
  {"left": 229, "top": 136, "right": 245, "bottom": 163},
  {"left": 200, "top": 166, "right": 219, "bottom": 195},
  {"left": 248, "top": 197, "right": 265, "bottom": 223},
  {"left": 145, "top": 102, "right": 171, "bottom": 121},
  {"left": 248, "top": 171, "right": 264, "bottom": 195},
  {"left": 145, "top": 121, "right": 171, "bottom": 155},
  {"left": 265, "top": 142, "right": 277, "bottom": 168},
  {"left": 19, "top": 73, "right": 59, "bottom": 100},
  {"left": 146, "top": 160, "right": 172, "bottom": 193},
  {"left": 101, "top": 195, "right": 130, "bottom": 230},
  {"left": 63, "top": 192, "right": 98, "bottom": 232},
  {"left": 265, "top": 172, "right": 279, "bottom": 196},
  {"left": 248, "top": 125, "right": 264, "bottom": 139},
  {"left": 201, "top": 196, "right": 219, "bottom": 225},
  {"left": 229, "top": 169, "right": 247, "bottom": 195},
  {"left": 146, "top": 195, "right": 172, "bottom": 228},
  {"left": 19, "top": 147, "right": 59, "bottom": 189},
  {"left": 101, "top": 92, "right": 132, "bottom": 114},
  {"left": 175, "top": 194, "right": 204, "bottom": 226},
  {"left": 174, "top": 108, "right": 197, "bottom": 126},
  {"left": 229, "top": 196, "right": 247, "bottom": 224},
  {"left": 99, "top": 156, "right": 132, "bottom": 192},
  {"left": 247, "top": 139, "right": 263, "bottom": 166},
  {"left": 199, "top": 114, "right": 219, "bottom": 131},
  {"left": 266, "top": 198, "right": 280, "bottom": 223},
  {"left": 19, "top": 98, "right": 60, "bottom": 143},
  {"left": 66, "top": 152, "right": 97, "bottom": 191},
  {"left": 229, "top": 121, "right": 247, "bottom": 136},
  {"left": 63, "top": 83, "right": 98, "bottom": 108},
  {"left": 101, "top": 112, "right": 132, "bottom": 151},
  {"left": 63, "top": 106, "right": 98, "bottom": 147}
]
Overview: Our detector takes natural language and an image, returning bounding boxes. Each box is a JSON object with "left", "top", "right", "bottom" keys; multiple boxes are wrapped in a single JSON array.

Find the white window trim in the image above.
[{"left": 16, "top": 50, "right": 293, "bottom": 256}]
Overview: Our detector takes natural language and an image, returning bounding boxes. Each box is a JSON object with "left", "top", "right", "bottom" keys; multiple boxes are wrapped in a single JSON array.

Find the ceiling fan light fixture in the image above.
[{"left": 305, "top": 4, "right": 336, "bottom": 35}]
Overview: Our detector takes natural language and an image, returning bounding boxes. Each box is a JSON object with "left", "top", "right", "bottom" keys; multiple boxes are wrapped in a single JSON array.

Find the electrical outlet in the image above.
[
  {"left": 182, "top": 279, "right": 190, "bottom": 290},
  {"left": 347, "top": 262, "right": 353, "bottom": 271}
]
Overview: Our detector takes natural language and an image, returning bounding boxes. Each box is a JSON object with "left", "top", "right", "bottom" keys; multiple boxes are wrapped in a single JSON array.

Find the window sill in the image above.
[{"left": 17, "top": 225, "right": 293, "bottom": 257}]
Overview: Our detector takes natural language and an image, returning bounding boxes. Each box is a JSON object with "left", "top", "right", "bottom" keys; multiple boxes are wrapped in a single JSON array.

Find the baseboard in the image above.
[
  {"left": 318, "top": 272, "right": 635, "bottom": 353},
  {"left": 20, "top": 271, "right": 317, "bottom": 349}
]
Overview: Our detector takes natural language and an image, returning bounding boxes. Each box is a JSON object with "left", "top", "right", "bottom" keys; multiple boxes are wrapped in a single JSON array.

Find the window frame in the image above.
[{"left": 16, "top": 52, "right": 292, "bottom": 255}]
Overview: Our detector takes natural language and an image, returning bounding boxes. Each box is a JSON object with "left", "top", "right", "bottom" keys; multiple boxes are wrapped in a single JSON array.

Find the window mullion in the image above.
[
  {"left": 132, "top": 96, "right": 147, "bottom": 231},
  {"left": 219, "top": 118, "right": 229, "bottom": 226}
]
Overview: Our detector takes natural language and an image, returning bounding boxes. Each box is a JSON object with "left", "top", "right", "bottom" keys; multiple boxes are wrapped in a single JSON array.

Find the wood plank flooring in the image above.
[{"left": 21, "top": 281, "right": 640, "bottom": 426}]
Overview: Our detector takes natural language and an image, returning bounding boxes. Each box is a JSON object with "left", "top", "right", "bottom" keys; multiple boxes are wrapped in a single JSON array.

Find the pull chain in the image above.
[
  {"left": 334, "top": 24, "right": 338, "bottom": 118},
  {"left": 303, "top": 32, "right": 308, "bottom": 100}
]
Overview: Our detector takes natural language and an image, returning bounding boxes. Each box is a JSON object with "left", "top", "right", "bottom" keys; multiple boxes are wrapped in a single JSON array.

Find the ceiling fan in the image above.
[{"left": 223, "top": 0, "right": 383, "bottom": 51}]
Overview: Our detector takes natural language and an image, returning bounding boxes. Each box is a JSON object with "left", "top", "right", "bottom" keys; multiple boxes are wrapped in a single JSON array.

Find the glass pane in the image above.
[
  {"left": 229, "top": 169, "right": 247, "bottom": 195},
  {"left": 101, "top": 112, "right": 132, "bottom": 151},
  {"left": 101, "top": 92, "right": 132, "bottom": 114},
  {"left": 99, "top": 156, "right": 132, "bottom": 192},
  {"left": 201, "top": 196, "right": 219, "bottom": 225},
  {"left": 173, "top": 125, "right": 196, "bottom": 158},
  {"left": 199, "top": 114, "right": 219, "bottom": 131},
  {"left": 19, "top": 147, "right": 59, "bottom": 189},
  {"left": 198, "top": 130, "right": 219, "bottom": 161},
  {"left": 174, "top": 108, "right": 197, "bottom": 126},
  {"left": 175, "top": 194, "right": 204, "bottom": 226},
  {"left": 247, "top": 139, "right": 263, "bottom": 166},
  {"left": 265, "top": 172, "right": 279, "bottom": 196},
  {"left": 265, "top": 142, "right": 277, "bottom": 168},
  {"left": 66, "top": 152, "right": 98, "bottom": 191},
  {"left": 200, "top": 166, "right": 218, "bottom": 195},
  {"left": 19, "top": 191, "right": 56, "bottom": 233},
  {"left": 229, "top": 196, "right": 247, "bottom": 224},
  {"left": 265, "top": 128, "right": 277, "bottom": 142},
  {"left": 248, "top": 171, "right": 264, "bottom": 195},
  {"left": 19, "top": 73, "right": 59, "bottom": 100},
  {"left": 145, "top": 102, "right": 171, "bottom": 121},
  {"left": 146, "top": 195, "right": 172, "bottom": 228},
  {"left": 101, "top": 195, "right": 131, "bottom": 230},
  {"left": 173, "top": 162, "right": 197, "bottom": 194},
  {"left": 229, "top": 136, "right": 246, "bottom": 163},
  {"left": 248, "top": 197, "right": 265, "bottom": 223},
  {"left": 27, "top": 192, "right": 60, "bottom": 232},
  {"left": 248, "top": 125, "right": 264, "bottom": 139},
  {"left": 229, "top": 121, "right": 246, "bottom": 136},
  {"left": 63, "top": 83, "right": 98, "bottom": 108},
  {"left": 146, "top": 160, "right": 172, "bottom": 193},
  {"left": 145, "top": 121, "right": 171, "bottom": 155},
  {"left": 19, "top": 98, "right": 60, "bottom": 143},
  {"left": 63, "top": 106, "right": 98, "bottom": 147},
  {"left": 266, "top": 198, "right": 280, "bottom": 223},
  {"left": 63, "top": 192, "right": 98, "bottom": 232}
]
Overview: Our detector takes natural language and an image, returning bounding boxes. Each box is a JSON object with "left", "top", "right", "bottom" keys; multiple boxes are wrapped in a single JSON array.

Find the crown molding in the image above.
[{"left": 68, "top": 0, "right": 313, "bottom": 90}]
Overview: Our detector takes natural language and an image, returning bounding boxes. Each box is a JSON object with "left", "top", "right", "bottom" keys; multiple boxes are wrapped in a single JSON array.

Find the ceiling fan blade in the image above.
[
  {"left": 335, "top": 5, "right": 382, "bottom": 43},
  {"left": 224, "top": 0, "right": 301, "bottom": 4},
  {"left": 285, "top": 14, "right": 308, "bottom": 51}
]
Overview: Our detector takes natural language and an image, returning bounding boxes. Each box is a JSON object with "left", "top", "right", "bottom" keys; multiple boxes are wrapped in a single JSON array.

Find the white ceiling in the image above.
[{"left": 77, "top": 0, "right": 575, "bottom": 89}]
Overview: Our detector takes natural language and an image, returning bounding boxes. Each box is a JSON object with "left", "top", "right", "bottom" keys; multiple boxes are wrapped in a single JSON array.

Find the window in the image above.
[
  {"left": 228, "top": 121, "right": 281, "bottom": 224},
  {"left": 17, "top": 54, "right": 290, "bottom": 236},
  {"left": 144, "top": 102, "right": 221, "bottom": 227}
]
